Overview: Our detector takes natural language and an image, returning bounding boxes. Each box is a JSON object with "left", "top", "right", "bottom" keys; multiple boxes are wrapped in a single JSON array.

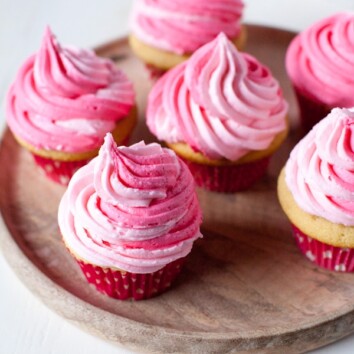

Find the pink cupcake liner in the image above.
[
  {"left": 181, "top": 156, "right": 270, "bottom": 193},
  {"left": 31, "top": 136, "right": 131, "bottom": 185},
  {"left": 291, "top": 224, "right": 354, "bottom": 272},
  {"left": 76, "top": 257, "right": 186, "bottom": 301},
  {"left": 32, "top": 154, "right": 89, "bottom": 185},
  {"left": 293, "top": 86, "right": 331, "bottom": 133},
  {"left": 145, "top": 63, "right": 167, "bottom": 80}
]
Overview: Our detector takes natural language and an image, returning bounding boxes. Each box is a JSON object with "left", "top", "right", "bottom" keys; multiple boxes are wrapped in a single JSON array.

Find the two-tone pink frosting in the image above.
[
  {"left": 130, "top": 0, "right": 244, "bottom": 54},
  {"left": 58, "top": 134, "right": 202, "bottom": 273},
  {"left": 286, "top": 108, "right": 354, "bottom": 226},
  {"left": 286, "top": 13, "right": 354, "bottom": 107},
  {"left": 147, "top": 33, "right": 288, "bottom": 161},
  {"left": 6, "top": 27, "right": 135, "bottom": 153}
]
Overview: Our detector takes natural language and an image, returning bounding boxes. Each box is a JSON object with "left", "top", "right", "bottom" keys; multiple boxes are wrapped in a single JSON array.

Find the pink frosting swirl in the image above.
[
  {"left": 286, "top": 108, "right": 354, "bottom": 226},
  {"left": 58, "top": 134, "right": 202, "bottom": 273},
  {"left": 130, "top": 0, "right": 244, "bottom": 54},
  {"left": 286, "top": 13, "right": 354, "bottom": 106},
  {"left": 6, "top": 27, "right": 135, "bottom": 153},
  {"left": 147, "top": 33, "right": 288, "bottom": 160}
]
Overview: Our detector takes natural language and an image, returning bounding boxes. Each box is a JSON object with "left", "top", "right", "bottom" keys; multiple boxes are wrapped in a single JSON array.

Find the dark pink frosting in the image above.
[
  {"left": 6, "top": 27, "right": 135, "bottom": 153},
  {"left": 286, "top": 13, "right": 354, "bottom": 106}
]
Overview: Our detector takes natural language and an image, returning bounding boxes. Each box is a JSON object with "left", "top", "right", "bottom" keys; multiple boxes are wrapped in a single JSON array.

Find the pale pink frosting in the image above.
[
  {"left": 58, "top": 134, "right": 202, "bottom": 273},
  {"left": 147, "top": 33, "right": 288, "bottom": 160},
  {"left": 286, "top": 13, "right": 354, "bottom": 106},
  {"left": 286, "top": 108, "right": 354, "bottom": 226},
  {"left": 6, "top": 27, "right": 135, "bottom": 153},
  {"left": 130, "top": 0, "right": 244, "bottom": 54}
]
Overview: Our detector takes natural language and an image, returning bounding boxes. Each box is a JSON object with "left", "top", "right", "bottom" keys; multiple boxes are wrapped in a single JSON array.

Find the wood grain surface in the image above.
[{"left": 1, "top": 25, "right": 354, "bottom": 354}]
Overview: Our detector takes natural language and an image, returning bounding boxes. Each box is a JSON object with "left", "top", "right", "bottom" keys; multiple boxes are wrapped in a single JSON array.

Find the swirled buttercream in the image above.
[
  {"left": 147, "top": 33, "right": 288, "bottom": 160},
  {"left": 58, "top": 133, "right": 202, "bottom": 273},
  {"left": 286, "top": 108, "right": 354, "bottom": 226},
  {"left": 286, "top": 13, "right": 354, "bottom": 107},
  {"left": 130, "top": 0, "right": 244, "bottom": 54},
  {"left": 6, "top": 27, "right": 135, "bottom": 153}
]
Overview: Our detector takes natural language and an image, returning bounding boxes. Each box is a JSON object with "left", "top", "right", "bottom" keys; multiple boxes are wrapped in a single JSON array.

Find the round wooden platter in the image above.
[{"left": 1, "top": 24, "right": 354, "bottom": 354}]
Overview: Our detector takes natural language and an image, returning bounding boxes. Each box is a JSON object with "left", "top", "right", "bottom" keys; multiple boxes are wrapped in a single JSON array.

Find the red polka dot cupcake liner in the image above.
[
  {"left": 182, "top": 156, "right": 270, "bottom": 193},
  {"left": 145, "top": 63, "right": 166, "bottom": 80},
  {"left": 291, "top": 224, "right": 354, "bottom": 272},
  {"left": 32, "top": 154, "right": 89, "bottom": 185},
  {"left": 293, "top": 86, "right": 331, "bottom": 133},
  {"left": 76, "top": 257, "right": 186, "bottom": 301},
  {"left": 31, "top": 137, "right": 131, "bottom": 185}
]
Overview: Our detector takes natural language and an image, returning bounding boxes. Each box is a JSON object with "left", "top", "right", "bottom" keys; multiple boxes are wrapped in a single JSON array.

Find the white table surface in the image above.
[{"left": 2, "top": 1, "right": 354, "bottom": 353}]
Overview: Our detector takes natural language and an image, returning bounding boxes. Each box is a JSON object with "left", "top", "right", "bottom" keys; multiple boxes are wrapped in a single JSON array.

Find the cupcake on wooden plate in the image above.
[
  {"left": 6, "top": 27, "right": 136, "bottom": 185},
  {"left": 58, "top": 133, "right": 202, "bottom": 300},
  {"left": 278, "top": 108, "right": 354, "bottom": 272},
  {"left": 129, "top": 0, "right": 246, "bottom": 77},
  {"left": 286, "top": 13, "right": 354, "bottom": 132},
  {"left": 147, "top": 33, "right": 289, "bottom": 193}
]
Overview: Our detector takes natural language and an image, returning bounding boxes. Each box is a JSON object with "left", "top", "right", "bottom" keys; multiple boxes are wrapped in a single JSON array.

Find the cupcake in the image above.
[
  {"left": 286, "top": 13, "right": 354, "bottom": 132},
  {"left": 147, "top": 33, "right": 289, "bottom": 193},
  {"left": 278, "top": 108, "right": 354, "bottom": 272},
  {"left": 6, "top": 27, "right": 136, "bottom": 185},
  {"left": 58, "top": 133, "right": 203, "bottom": 300},
  {"left": 129, "top": 0, "right": 245, "bottom": 77}
]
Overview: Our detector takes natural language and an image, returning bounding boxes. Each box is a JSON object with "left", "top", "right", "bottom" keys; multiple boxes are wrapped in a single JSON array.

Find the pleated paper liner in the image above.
[
  {"left": 182, "top": 156, "right": 270, "bottom": 193},
  {"left": 292, "top": 224, "right": 354, "bottom": 272},
  {"left": 293, "top": 86, "right": 331, "bottom": 133},
  {"left": 76, "top": 257, "right": 186, "bottom": 301}
]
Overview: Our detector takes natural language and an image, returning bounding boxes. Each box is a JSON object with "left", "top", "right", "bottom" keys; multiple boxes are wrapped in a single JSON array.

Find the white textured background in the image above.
[{"left": 1, "top": 1, "right": 354, "bottom": 353}]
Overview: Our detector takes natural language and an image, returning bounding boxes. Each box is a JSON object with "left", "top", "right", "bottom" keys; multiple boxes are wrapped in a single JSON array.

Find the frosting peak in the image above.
[
  {"left": 58, "top": 134, "right": 202, "bottom": 273},
  {"left": 94, "top": 134, "right": 180, "bottom": 207},
  {"left": 185, "top": 32, "right": 248, "bottom": 112},
  {"left": 6, "top": 27, "right": 135, "bottom": 153},
  {"left": 147, "top": 33, "right": 288, "bottom": 160},
  {"left": 286, "top": 108, "right": 354, "bottom": 226},
  {"left": 34, "top": 27, "right": 109, "bottom": 97}
]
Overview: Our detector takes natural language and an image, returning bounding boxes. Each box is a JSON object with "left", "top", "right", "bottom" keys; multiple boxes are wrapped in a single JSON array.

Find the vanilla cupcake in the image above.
[
  {"left": 129, "top": 0, "right": 245, "bottom": 77},
  {"left": 58, "top": 133, "right": 202, "bottom": 300},
  {"left": 286, "top": 13, "right": 354, "bottom": 132},
  {"left": 278, "top": 108, "right": 354, "bottom": 272},
  {"left": 147, "top": 33, "right": 288, "bottom": 193},
  {"left": 6, "top": 27, "right": 136, "bottom": 185}
]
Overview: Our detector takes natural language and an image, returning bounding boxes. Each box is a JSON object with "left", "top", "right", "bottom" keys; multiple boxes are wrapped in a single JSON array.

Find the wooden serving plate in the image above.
[{"left": 1, "top": 25, "right": 354, "bottom": 354}]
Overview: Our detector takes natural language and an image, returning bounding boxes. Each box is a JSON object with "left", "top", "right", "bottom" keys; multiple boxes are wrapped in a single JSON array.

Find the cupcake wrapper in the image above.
[
  {"left": 31, "top": 136, "right": 131, "bottom": 185},
  {"left": 32, "top": 154, "right": 88, "bottom": 185},
  {"left": 145, "top": 63, "right": 166, "bottom": 80},
  {"left": 291, "top": 224, "right": 354, "bottom": 272},
  {"left": 76, "top": 257, "right": 186, "bottom": 300},
  {"left": 182, "top": 156, "right": 270, "bottom": 193},
  {"left": 293, "top": 86, "right": 331, "bottom": 133}
]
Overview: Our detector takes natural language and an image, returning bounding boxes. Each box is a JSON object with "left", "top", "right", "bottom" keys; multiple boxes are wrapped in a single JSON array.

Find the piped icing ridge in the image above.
[
  {"left": 131, "top": 0, "right": 244, "bottom": 54},
  {"left": 286, "top": 13, "right": 354, "bottom": 107},
  {"left": 6, "top": 27, "right": 135, "bottom": 153},
  {"left": 147, "top": 33, "right": 288, "bottom": 161},
  {"left": 286, "top": 108, "right": 354, "bottom": 226},
  {"left": 58, "top": 134, "right": 202, "bottom": 273}
]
